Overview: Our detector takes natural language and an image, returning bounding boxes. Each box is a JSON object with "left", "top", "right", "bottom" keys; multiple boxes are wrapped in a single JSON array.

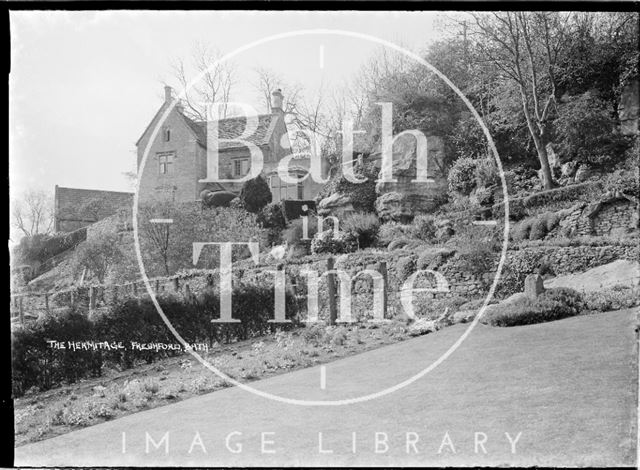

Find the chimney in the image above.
[
  {"left": 164, "top": 85, "right": 173, "bottom": 104},
  {"left": 271, "top": 89, "right": 284, "bottom": 114}
]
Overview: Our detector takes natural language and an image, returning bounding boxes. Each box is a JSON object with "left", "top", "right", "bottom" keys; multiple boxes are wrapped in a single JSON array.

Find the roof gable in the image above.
[{"left": 55, "top": 187, "right": 134, "bottom": 222}]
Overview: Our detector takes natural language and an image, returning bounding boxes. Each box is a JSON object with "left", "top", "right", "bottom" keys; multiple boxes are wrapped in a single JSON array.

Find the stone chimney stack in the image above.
[
  {"left": 271, "top": 89, "right": 284, "bottom": 114},
  {"left": 164, "top": 85, "right": 173, "bottom": 104}
]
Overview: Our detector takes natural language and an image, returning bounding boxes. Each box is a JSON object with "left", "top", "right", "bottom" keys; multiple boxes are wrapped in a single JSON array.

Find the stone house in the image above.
[
  {"left": 54, "top": 185, "right": 133, "bottom": 233},
  {"left": 136, "top": 86, "right": 325, "bottom": 204}
]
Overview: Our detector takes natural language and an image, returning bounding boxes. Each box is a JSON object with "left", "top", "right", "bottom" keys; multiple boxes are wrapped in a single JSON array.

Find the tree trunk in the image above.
[
  {"left": 531, "top": 132, "right": 556, "bottom": 190},
  {"left": 520, "top": 90, "right": 556, "bottom": 190}
]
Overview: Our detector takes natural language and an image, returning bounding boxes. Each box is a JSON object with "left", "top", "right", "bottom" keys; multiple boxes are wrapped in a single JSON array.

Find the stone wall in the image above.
[{"left": 15, "top": 240, "right": 638, "bottom": 323}]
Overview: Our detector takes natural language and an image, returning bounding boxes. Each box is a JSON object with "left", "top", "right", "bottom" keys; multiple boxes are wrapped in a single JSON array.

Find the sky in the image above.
[{"left": 9, "top": 10, "right": 451, "bottom": 199}]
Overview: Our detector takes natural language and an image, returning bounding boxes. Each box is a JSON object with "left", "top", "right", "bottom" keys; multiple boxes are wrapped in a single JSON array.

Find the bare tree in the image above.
[
  {"left": 252, "top": 66, "right": 302, "bottom": 114},
  {"left": 469, "top": 11, "right": 571, "bottom": 189},
  {"left": 170, "top": 42, "right": 237, "bottom": 121},
  {"left": 12, "top": 189, "right": 54, "bottom": 239}
]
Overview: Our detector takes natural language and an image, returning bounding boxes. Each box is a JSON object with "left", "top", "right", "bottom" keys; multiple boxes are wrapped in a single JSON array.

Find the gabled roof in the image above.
[
  {"left": 136, "top": 101, "right": 281, "bottom": 152},
  {"left": 182, "top": 113, "right": 278, "bottom": 150},
  {"left": 55, "top": 186, "right": 133, "bottom": 222}
]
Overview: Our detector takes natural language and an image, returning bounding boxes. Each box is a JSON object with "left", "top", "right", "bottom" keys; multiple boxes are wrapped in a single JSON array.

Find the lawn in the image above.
[
  {"left": 15, "top": 307, "right": 639, "bottom": 467},
  {"left": 14, "top": 320, "right": 413, "bottom": 446}
]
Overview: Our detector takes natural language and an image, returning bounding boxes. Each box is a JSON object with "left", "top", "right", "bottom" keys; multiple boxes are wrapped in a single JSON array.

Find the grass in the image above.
[
  {"left": 14, "top": 319, "right": 413, "bottom": 446},
  {"left": 14, "top": 307, "right": 639, "bottom": 467}
]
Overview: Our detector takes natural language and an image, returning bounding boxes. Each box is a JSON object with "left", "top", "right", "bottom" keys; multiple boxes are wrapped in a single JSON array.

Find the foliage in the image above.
[
  {"left": 13, "top": 228, "right": 88, "bottom": 265},
  {"left": 341, "top": 212, "right": 380, "bottom": 248},
  {"left": 310, "top": 229, "right": 358, "bottom": 255},
  {"left": 282, "top": 216, "right": 318, "bottom": 257},
  {"left": 474, "top": 158, "right": 499, "bottom": 189},
  {"left": 11, "top": 308, "right": 101, "bottom": 396},
  {"left": 138, "top": 201, "right": 264, "bottom": 276},
  {"left": 494, "top": 250, "right": 548, "bottom": 298},
  {"left": 555, "top": 91, "right": 632, "bottom": 168},
  {"left": 11, "top": 284, "right": 301, "bottom": 396},
  {"left": 475, "top": 187, "right": 494, "bottom": 207},
  {"left": 486, "top": 288, "right": 584, "bottom": 327},
  {"left": 396, "top": 256, "right": 417, "bottom": 281},
  {"left": 448, "top": 157, "right": 477, "bottom": 196},
  {"left": 378, "top": 222, "right": 413, "bottom": 247},
  {"left": 239, "top": 175, "right": 272, "bottom": 213},
  {"left": 416, "top": 247, "right": 455, "bottom": 271},
  {"left": 583, "top": 285, "right": 640, "bottom": 312},
  {"left": 72, "top": 233, "right": 123, "bottom": 283},
  {"left": 410, "top": 215, "right": 437, "bottom": 242},
  {"left": 258, "top": 202, "right": 287, "bottom": 246}
]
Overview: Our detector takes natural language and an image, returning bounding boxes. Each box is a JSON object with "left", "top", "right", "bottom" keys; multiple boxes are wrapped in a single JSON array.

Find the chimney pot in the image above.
[
  {"left": 164, "top": 86, "right": 173, "bottom": 103},
  {"left": 271, "top": 89, "right": 284, "bottom": 113}
]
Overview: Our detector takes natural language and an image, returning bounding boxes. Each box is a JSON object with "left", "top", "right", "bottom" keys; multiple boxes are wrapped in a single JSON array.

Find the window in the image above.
[
  {"left": 270, "top": 174, "right": 302, "bottom": 202},
  {"left": 164, "top": 128, "right": 171, "bottom": 142},
  {"left": 233, "top": 159, "right": 249, "bottom": 177},
  {"left": 158, "top": 153, "right": 174, "bottom": 174},
  {"left": 297, "top": 182, "right": 304, "bottom": 200}
]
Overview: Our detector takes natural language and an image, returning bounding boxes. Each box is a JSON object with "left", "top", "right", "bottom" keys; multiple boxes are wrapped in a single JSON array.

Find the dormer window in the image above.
[{"left": 164, "top": 128, "right": 171, "bottom": 142}]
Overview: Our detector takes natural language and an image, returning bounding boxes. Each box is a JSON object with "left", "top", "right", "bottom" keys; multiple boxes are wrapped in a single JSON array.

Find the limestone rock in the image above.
[
  {"left": 408, "top": 318, "right": 438, "bottom": 336},
  {"left": 317, "top": 193, "right": 354, "bottom": 217},
  {"left": 372, "top": 133, "right": 448, "bottom": 222},
  {"left": 452, "top": 309, "right": 476, "bottom": 324},
  {"left": 524, "top": 274, "right": 545, "bottom": 299},
  {"left": 561, "top": 161, "right": 578, "bottom": 179},
  {"left": 375, "top": 192, "right": 412, "bottom": 223}
]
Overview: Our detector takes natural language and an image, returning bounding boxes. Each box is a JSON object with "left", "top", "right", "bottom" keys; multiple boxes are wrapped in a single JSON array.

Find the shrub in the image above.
[
  {"left": 258, "top": 202, "right": 287, "bottom": 246},
  {"left": 396, "top": 256, "right": 417, "bottom": 281},
  {"left": 11, "top": 308, "right": 101, "bottom": 396},
  {"left": 11, "top": 282, "right": 303, "bottom": 397},
  {"left": 583, "top": 285, "right": 640, "bottom": 312},
  {"left": 528, "top": 217, "right": 549, "bottom": 241},
  {"left": 475, "top": 186, "right": 495, "bottom": 206},
  {"left": 342, "top": 212, "right": 380, "bottom": 249},
  {"left": 310, "top": 229, "right": 358, "bottom": 255},
  {"left": 72, "top": 233, "right": 123, "bottom": 283},
  {"left": 378, "top": 222, "right": 413, "bottom": 247},
  {"left": 448, "top": 157, "right": 477, "bottom": 196},
  {"left": 14, "top": 228, "right": 88, "bottom": 265},
  {"left": 282, "top": 216, "right": 318, "bottom": 256},
  {"left": 410, "top": 215, "right": 437, "bottom": 242},
  {"left": 475, "top": 158, "right": 499, "bottom": 189},
  {"left": 511, "top": 218, "right": 533, "bottom": 242},
  {"left": 486, "top": 288, "right": 584, "bottom": 327},
  {"left": 239, "top": 175, "right": 272, "bottom": 213},
  {"left": 416, "top": 247, "right": 454, "bottom": 270}
]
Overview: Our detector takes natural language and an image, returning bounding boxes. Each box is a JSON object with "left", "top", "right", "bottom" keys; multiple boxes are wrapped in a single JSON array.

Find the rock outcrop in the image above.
[
  {"left": 317, "top": 192, "right": 354, "bottom": 217},
  {"left": 372, "top": 133, "right": 448, "bottom": 222}
]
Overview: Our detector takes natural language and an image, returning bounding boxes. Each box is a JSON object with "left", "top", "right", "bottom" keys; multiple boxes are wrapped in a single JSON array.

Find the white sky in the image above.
[{"left": 9, "top": 10, "right": 450, "bottom": 197}]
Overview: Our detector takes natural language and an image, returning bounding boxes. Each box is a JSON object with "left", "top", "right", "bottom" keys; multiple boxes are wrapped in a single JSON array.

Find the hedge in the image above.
[{"left": 11, "top": 283, "right": 301, "bottom": 396}]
